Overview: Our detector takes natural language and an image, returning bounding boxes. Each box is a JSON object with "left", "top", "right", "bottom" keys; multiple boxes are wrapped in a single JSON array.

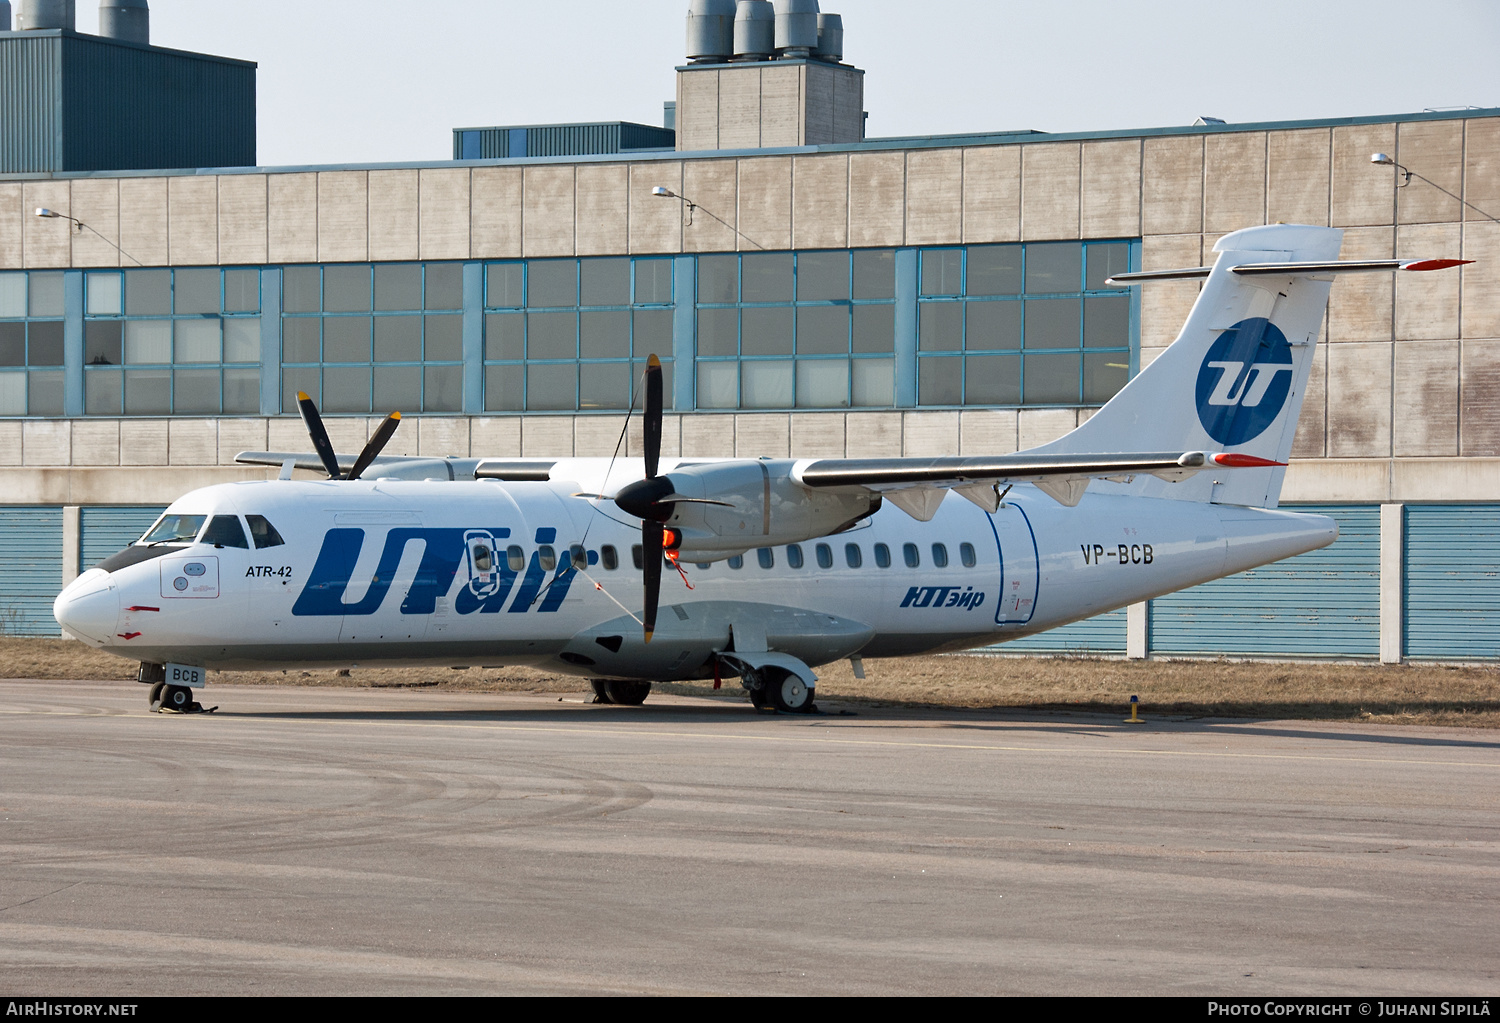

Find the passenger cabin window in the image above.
[
  {"left": 246, "top": 515, "right": 285, "bottom": 549},
  {"left": 787, "top": 545, "right": 804, "bottom": 569},
  {"left": 631, "top": 545, "right": 643, "bottom": 570},
  {"left": 601, "top": 545, "right": 619, "bottom": 571},
  {"left": 932, "top": 543, "right": 949, "bottom": 568},
  {"left": 570, "top": 545, "right": 587, "bottom": 570},
  {"left": 845, "top": 543, "right": 862, "bottom": 569},
  {"left": 472, "top": 543, "right": 494, "bottom": 573},
  {"left": 904, "top": 543, "right": 920, "bottom": 568},
  {"left": 538, "top": 546, "right": 557, "bottom": 571},
  {"left": 507, "top": 546, "right": 525, "bottom": 572},
  {"left": 728, "top": 555, "right": 744, "bottom": 569},
  {"left": 960, "top": 542, "right": 977, "bottom": 568},
  {"left": 201, "top": 515, "right": 249, "bottom": 549},
  {"left": 874, "top": 543, "right": 891, "bottom": 569},
  {"left": 816, "top": 543, "right": 833, "bottom": 569},
  {"left": 141, "top": 514, "right": 206, "bottom": 546},
  {"left": 758, "top": 548, "right": 774, "bottom": 570}
]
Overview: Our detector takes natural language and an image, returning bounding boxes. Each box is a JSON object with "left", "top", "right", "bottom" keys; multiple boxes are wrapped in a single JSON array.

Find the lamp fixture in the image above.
[
  {"left": 1370, "top": 153, "right": 1500, "bottom": 224},
  {"left": 650, "top": 186, "right": 764, "bottom": 249},
  {"left": 33, "top": 208, "right": 144, "bottom": 265}
]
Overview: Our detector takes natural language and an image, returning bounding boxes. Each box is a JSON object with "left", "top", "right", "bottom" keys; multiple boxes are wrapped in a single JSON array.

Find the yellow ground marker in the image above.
[{"left": 1125, "top": 694, "right": 1146, "bottom": 724}]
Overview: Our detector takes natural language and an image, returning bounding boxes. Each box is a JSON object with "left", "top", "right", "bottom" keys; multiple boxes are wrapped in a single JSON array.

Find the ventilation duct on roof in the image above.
[
  {"left": 732, "top": 0, "right": 773, "bottom": 61},
  {"left": 0, "top": 2, "right": 11, "bottom": 31},
  {"left": 98, "top": 0, "right": 147, "bottom": 44},
  {"left": 813, "top": 12, "right": 842, "bottom": 62},
  {"left": 686, "top": 0, "right": 735, "bottom": 63},
  {"left": 15, "top": 0, "right": 75, "bottom": 31},
  {"left": 773, "top": 0, "right": 818, "bottom": 58}
]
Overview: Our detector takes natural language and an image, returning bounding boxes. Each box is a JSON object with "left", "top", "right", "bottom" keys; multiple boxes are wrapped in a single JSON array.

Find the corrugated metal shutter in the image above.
[
  {"left": 1148, "top": 505, "right": 1379, "bottom": 658},
  {"left": 0, "top": 507, "right": 63, "bottom": 637},
  {"left": 79, "top": 506, "right": 167, "bottom": 572},
  {"left": 993, "top": 609, "right": 1127, "bottom": 656},
  {"left": 1404, "top": 505, "right": 1500, "bottom": 660}
]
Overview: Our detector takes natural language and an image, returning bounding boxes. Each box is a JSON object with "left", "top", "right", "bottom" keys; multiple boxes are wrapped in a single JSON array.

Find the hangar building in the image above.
[{"left": 0, "top": 0, "right": 1496, "bottom": 662}]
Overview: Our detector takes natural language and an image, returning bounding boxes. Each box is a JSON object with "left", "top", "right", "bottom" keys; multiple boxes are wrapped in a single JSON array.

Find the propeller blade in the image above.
[
  {"left": 643, "top": 355, "right": 663, "bottom": 481},
  {"left": 297, "top": 392, "right": 343, "bottom": 480},
  {"left": 641, "top": 520, "right": 663, "bottom": 644},
  {"left": 346, "top": 411, "right": 402, "bottom": 482}
]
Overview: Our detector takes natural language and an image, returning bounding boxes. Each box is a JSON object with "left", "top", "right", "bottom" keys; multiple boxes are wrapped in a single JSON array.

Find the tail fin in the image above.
[{"left": 1035, "top": 224, "right": 1344, "bottom": 508}]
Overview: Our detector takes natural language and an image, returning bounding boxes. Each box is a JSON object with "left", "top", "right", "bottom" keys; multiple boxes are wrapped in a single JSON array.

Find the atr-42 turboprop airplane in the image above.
[{"left": 53, "top": 225, "right": 1468, "bottom": 713}]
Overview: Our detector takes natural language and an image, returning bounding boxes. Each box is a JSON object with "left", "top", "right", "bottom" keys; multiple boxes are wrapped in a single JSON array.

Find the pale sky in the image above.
[{"left": 76, "top": 0, "right": 1500, "bottom": 167}]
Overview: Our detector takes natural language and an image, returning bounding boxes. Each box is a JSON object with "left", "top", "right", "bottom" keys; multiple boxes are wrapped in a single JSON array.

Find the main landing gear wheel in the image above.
[
  {"left": 604, "top": 681, "right": 651, "bottom": 706},
  {"left": 590, "top": 680, "right": 614, "bottom": 705},
  {"left": 764, "top": 669, "right": 815, "bottom": 714},
  {"left": 148, "top": 682, "right": 165, "bottom": 708}
]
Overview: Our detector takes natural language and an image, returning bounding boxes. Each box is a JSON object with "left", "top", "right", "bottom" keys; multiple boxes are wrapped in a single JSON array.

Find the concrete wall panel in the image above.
[
  {"left": 962, "top": 146, "right": 1020, "bottom": 244},
  {"left": 737, "top": 157, "right": 792, "bottom": 252},
  {"left": 0, "top": 422, "right": 20, "bottom": 466},
  {"left": 266, "top": 418, "right": 312, "bottom": 454},
  {"left": 267, "top": 173, "right": 318, "bottom": 264},
  {"left": 119, "top": 420, "right": 168, "bottom": 467},
  {"left": 717, "top": 67, "right": 761, "bottom": 150},
  {"left": 167, "top": 176, "right": 219, "bottom": 266},
  {"left": 1391, "top": 458, "right": 1500, "bottom": 503},
  {"left": 1460, "top": 339, "right": 1500, "bottom": 456},
  {"left": 71, "top": 421, "right": 119, "bottom": 466},
  {"left": 315, "top": 171, "right": 368, "bottom": 264},
  {"left": 470, "top": 417, "right": 521, "bottom": 457},
  {"left": 418, "top": 169, "right": 471, "bottom": 261},
  {"left": 905, "top": 149, "right": 963, "bottom": 246},
  {"left": 573, "top": 415, "right": 626, "bottom": 457},
  {"left": 522, "top": 165, "right": 576, "bottom": 259},
  {"left": 629, "top": 162, "right": 684, "bottom": 254},
  {"left": 1267, "top": 128, "right": 1330, "bottom": 226},
  {"left": 1332, "top": 123, "right": 1396, "bottom": 227},
  {"left": 417, "top": 418, "right": 470, "bottom": 458},
  {"left": 69, "top": 178, "right": 120, "bottom": 267},
  {"left": 21, "top": 422, "right": 69, "bottom": 464},
  {"left": 760, "top": 65, "right": 802, "bottom": 149},
  {"left": 681, "top": 414, "right": 734, "bottom": 457},
  {"left": 959, "top": 409, "right": 1018, "bottom": 455},
  {"left": 1280, "top": 459, "right": 1390, "bottom": 504},
  {"left": 216, "top": 419, "right": 267, "bottom": 466},
  {"left": 681, "top": 159, "right": 737, "bottom": 253},
  {"left": 368, "top": 170, "right": 419, "bottom": 262},
  {"left": 792, "top": 154, "right": 849, "bottom": 251},
  {"left": 1139, "top": 234, "right": 1202, "bottom": 350},
  {"left": 676, "top": 67, "right": 719, "bottom": 152},
  {"left": 1018, "top": 408, "right": 1077, "bottom": 450},
  {"left": 1460, "top": 221, "right": 1500, "bottom": 339},
  {"left": 735, "top": 413, "right": 790, "bottom": 457},
  {"left": 167, "top": 419, "right": 216, "bottom": 465},
  {"left": 789, "top": 412, "right": 845, "bottom": 456},
  {"left": 1396, "top": 119, "right": 1464, "bottom": 225},
  {"left": 1393, "top": 339, "right": 1459, "bottom": 457},
  {"left": 24, "top": 181, "right": 72, "bottom": 268},
  {"left": 1464, "top": 118, "right": 1500, "bottom": 224},
  {"left": 575, "top": 164, "right": 629, "bottom": 257},
  {"left": 520, "top": 416, "right": 574, "bottom": 457},
  {"left": 1291, "top": 341, "right": 1327, "bottom": 459},
  {"left": 848, "top": 151, "right": 905, "bottom": 248},
  {"left": 1080, "top": 139, "right": 1141, "bottom": 238},
  {"left": 1142, "top": 136, "right": 1203, "bottom": 236},
  {"left": 1395, "top": 222, "right": 1461, "bottom": 340},
  {"left": 1204, "top": 132, "right": 1266, "bottom": 234},
  {"left": 1327, "top": 227, "right": 1394, "bottom": 342},
  {"left": 901, "top": 411, "right": 959, "bottom": 456},
  {"left": 470, "top": 167, "right": 523, "bottom": 260},
  {"left": 1021, "top": 143, "right": 1080, "bottom": 241},
  {"left": 217, "top": 175, "right": 268, "bottom": 266},
  {"left": 1326, "top": 341, "right": 1392, "bottom": 458},
  {"left": 0, "top": 185, "right": 21, "bottom": 269},
  {"left": 843, "top": 411, "right": 901, "bottom": 456}
]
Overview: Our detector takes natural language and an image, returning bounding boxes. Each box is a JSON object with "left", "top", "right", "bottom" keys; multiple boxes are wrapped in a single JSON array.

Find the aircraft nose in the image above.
[{"left": 54, "top": 571, "right": 120, "bottom": 644}]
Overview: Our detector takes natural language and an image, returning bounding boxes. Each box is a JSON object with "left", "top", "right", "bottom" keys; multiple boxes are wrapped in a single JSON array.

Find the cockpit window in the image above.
[
  {"left": 202, "top": 515, "right": 250, "bottom": 549},
  {"left": 141, "top": 514, "right": 207, "bottom": 546},
  {"left": 246, "top": 515, "right": 286, "bottom": 549}
]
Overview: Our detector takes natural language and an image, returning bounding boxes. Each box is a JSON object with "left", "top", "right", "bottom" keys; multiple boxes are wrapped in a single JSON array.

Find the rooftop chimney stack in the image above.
[
  {"left": 98, "top": 0, "right": 147, "bottom": 44},
  {"left": 15, "top": 0, "right": 75, "bottom": 31},
  {"left": 813, "top": 13, "right": 842, "bottom": 62},
  {"left": 773, "top": 0, "right": 818, "bottom": 59},
  {"left": 685, "top": 0, "right": 734, "bottom": 64},
  {"left": 732, "top": 1, "right": 773, "bottom": 61}
]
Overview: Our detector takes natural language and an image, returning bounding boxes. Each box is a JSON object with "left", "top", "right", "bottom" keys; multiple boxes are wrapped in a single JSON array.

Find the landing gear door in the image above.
[{"left": 990, "top": 504, "right": 1039, "bottom": 625}]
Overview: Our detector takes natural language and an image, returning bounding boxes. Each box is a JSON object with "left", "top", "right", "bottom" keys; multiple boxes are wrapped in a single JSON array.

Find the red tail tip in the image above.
[
  {"left": 1212, "top": 453, "right": 1287, "bottom": 468},
  {"left": 1404, "top": 259, "right": 1474, "bottom": 272}
]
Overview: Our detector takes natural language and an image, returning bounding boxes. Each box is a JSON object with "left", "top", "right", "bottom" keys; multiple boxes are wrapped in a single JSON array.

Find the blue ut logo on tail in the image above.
[{"left": 1195, "top": 317, "right": 1295, "bottom": 446}]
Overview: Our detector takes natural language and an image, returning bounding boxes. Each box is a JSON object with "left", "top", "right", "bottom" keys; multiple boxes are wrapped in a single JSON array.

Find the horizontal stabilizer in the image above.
[{"left": 1107, "top": 257, "right": 1471, "bottom": 285}]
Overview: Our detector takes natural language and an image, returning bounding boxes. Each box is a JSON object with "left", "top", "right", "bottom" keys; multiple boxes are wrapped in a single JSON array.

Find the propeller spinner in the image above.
[{"left": 296, "top": 391, "right": 402, "bottom": 482}]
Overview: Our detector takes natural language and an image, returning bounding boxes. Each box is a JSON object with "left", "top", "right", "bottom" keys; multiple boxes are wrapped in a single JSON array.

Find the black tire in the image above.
[
  {"left": 148, "top": 682, "right": 165, "bottom": 707},
  {"left": 604, "top": 680, "right": 651, "bottom": 706},
  {"left": 590, "top": 680, "right": 614, "bottom": 705},
  {"left": 161, "top": 685, "right": 194, "bottom": 712},
  {"left": 764, "top": 669, "right": 814, "bottom": 714},
  {"left": 748, "top": 684, "right": 768, "bottom": 709}
]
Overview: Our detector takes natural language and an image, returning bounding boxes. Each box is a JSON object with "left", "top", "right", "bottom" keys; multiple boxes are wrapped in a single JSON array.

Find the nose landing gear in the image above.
[{"left": 139, "top": 663, "right": 217, "bottom": 714}]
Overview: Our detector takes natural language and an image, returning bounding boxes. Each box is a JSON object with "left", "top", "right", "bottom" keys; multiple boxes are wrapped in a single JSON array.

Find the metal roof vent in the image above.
[
  {"left": 686, "top": 0, "right": 735, "bottom": 63},
  {"left": 0, "top": 1, "right": 11, "bottom": 30},
  {"left": 813, "top": 12, "right": 842, "bottom": 62},
  {"left": 98, "top": 0, "right": 147, "bottom": 44},
  {"left": 732, "top": 0, "right": 773, "bottom": 62},
  {"left": 15, "top": 0, "right": 75, "bottom": 30},
  {"left": 773, "top": 0, "right": 818, "bottom": 58}
]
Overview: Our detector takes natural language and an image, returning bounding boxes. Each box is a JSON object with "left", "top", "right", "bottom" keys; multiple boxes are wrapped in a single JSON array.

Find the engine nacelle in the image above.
[{"left": 648, "top": 459, "right": 878, "bottom": 560}]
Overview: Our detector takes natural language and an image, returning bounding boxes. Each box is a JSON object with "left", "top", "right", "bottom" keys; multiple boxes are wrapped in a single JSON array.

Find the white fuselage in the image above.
[{"left": 53, "top": 459, "right": 1338, "bottom": 680}]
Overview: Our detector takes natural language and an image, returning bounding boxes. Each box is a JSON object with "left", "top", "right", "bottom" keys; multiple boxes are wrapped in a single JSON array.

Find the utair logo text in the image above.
[{"left": 1195, "top": 317, "right": 1296, "bottom": 446}]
